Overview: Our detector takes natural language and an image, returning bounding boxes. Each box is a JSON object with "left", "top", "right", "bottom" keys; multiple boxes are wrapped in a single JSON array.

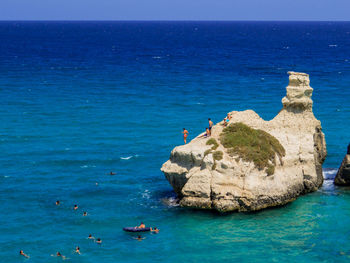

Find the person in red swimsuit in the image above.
[{"left": 183, "top": 128, "right": 189, "bottom": 144}]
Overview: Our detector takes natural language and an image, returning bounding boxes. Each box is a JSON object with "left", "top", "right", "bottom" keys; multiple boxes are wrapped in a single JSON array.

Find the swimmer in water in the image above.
[
  {"left": 56, "top": 200, "right": 60, "bottom": 206},
  {"left": 136, "top": 222, "right": 145, "bottom": 228},
  {"left": 96, "top": 238, "right": 102, "bottom": 244},
  {"left": 88, "top": 234, "right": 95, "bottom": 240},
  {"left": 52, "top": 252, "right": 67, "bottom": 260},
  {"left": 19, "top": 250, "right": 30, "bottom": 258},
  {"left": 150, "top": 227, "right": 159, "bottom": 233},
  {"left": 134, "top": 235, "right": 146, "bottom": 241},
  {"left": 109, "top": 171, "right": 116, "bottom": 175},
  {"left": 74, "top": 204, "right": 78, "bottom": 210},
  {"left": 83, "top": 211, "right": 87, "bottom": 216},
  {"left": 75, "top": 247, "right": 81, "bottom": 254}
]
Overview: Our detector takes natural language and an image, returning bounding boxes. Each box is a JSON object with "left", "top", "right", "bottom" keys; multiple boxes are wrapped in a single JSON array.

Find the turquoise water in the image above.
[{"left": 0, "top": 21, "right": 350, "bottom": 262}]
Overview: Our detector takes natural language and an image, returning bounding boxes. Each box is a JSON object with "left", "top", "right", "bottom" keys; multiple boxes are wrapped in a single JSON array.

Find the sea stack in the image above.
[
  {"left": 161, "top": 72, "right": 327, "bottom": 212},
  {"left": 334, "top": 144, "right": 350, "bottom": 185}
]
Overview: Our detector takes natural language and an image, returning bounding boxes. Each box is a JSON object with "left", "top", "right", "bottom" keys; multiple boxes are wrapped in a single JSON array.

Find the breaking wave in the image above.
[{"left": 120, "top": 155, "right": 139, "bottom": 160}]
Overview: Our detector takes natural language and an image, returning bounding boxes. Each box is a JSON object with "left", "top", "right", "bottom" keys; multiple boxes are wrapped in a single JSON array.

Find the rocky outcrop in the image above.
[
  {"left": 334, "top": 144, "right": 350, "bottom": 185},
  {"left": 161, "top": 72, "right": 327, "bottom": 212}
]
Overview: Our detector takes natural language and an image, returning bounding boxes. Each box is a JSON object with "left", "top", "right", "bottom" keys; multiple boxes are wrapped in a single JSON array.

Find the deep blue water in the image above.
[{"left": 0, "top": 21, "right": 350, "bottom": 262}]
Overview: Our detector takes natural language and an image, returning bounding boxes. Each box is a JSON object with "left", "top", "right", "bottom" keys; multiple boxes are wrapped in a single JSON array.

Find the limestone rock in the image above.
[
  {"left": 334, "top": 144, "right": 350, "bottom": 185},
  {"left": 161, "top": 72, "right": 327, "bottom": 212}
]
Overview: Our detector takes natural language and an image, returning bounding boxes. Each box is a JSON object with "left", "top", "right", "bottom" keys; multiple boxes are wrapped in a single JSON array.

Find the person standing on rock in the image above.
[
  {"left": 182, "top": 128, "right": 189, "bottom": 144},
  {"left": 208, "top": 118, "right": 213, "bottom": 135}
]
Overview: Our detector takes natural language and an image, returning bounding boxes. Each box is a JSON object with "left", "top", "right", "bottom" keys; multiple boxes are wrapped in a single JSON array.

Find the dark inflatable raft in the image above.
[{"left": 123, "top": 227, "right": 151, "bottom": 232}]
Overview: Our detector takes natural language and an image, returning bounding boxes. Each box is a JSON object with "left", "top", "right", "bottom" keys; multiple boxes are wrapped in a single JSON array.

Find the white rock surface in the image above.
[
  {"left": 334, "top": 144, "right": 350, "bottom": 185},
  {"left": 161, "top": 72, "right": 327, "bottom": 212}
]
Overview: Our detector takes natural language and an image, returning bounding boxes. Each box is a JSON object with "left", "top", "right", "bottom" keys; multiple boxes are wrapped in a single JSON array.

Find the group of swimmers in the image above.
[
  {"left": 135, "top": 222, "right": 159, "bottom": 234},
  {"left": 55, "top": 201, "right": 89, "bottom": 216},
  {"left": 132, "top": 222, "right": 159, "bottom": 241},
  {"left": 19, "top": 200, "right": 159, "bottom": 259}
]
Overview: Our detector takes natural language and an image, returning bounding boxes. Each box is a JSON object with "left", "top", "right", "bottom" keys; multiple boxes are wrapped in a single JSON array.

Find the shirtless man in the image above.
[
  {"left": 19, "top": 250, "right": 29, "bottom": 258},
  {"left": 208, "top": 118, "right": 213, "bottom": 135},
  {"left": 205, "top": 127, "right": 210, "bottom": 137},
  {"left": 182, "top": 128, "right": 189, "bottom": 144},
  {"left": 198, "top": 128, "right": 210, "bottom": 138},
  {"left": 137, "top": 222, "right": 145, "bottom": 228},
  {"left": 75, "top": 247, "right": 81, "bottom": 254}
]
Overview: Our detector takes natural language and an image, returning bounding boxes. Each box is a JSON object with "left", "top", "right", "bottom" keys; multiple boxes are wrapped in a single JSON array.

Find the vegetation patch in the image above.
[
  {"left": 266, "top": 164, "right": 275, "bottom": 176},
  {"left": 206, "top": 138, "right": 219, "bottom": 150},
  {"left": 203, "top": 138, "right": 222, "bottom": 170},
  {"left": 213, "top": 151, "right": 223, "bottom": 161},
  {"left": 219, "top": 122, "right": 285, "bottom": 175}
]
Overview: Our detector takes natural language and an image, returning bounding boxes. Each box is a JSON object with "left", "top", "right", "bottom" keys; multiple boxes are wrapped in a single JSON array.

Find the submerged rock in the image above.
[
  {"left": 334, "top": 144, "right": 350, "bottom": 186},
  {"left": 161, "top": 72, "right": 327, "bottom": 212}
]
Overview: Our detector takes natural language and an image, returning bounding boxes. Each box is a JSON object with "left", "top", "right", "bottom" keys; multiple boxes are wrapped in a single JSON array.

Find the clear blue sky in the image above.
[{"left": 0, "top": 0, "right": 349, "bottom": 21}]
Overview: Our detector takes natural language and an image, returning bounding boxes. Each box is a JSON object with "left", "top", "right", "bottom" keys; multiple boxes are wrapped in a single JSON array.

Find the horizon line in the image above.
[{"left": 0, "top": 19, "right": 349, "bottom": 22}]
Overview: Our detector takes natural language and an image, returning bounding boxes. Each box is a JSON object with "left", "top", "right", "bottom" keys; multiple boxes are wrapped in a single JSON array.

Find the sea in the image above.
[{"left": 0, "top": 21, "right": 349, "bottom": 263}]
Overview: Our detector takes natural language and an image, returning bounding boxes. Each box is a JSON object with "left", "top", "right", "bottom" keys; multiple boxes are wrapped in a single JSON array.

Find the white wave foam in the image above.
[
  {"left": 80, "top": 165, "right": 96, "bottom": 168},
  {"left": 162, "top": 196, "right": 180, "bottom": 207},
  {"left": 323, "top": 168, "right": 338, "bottom": 180},
  {"left": 152, "top": 56, "right": 162, "bottom": 59},
  {"left": 322, "top": 179, "right": 335, "bottom": 191},
  {"left": 329, "top": 44, "right": 338, "bottom": 47},
  {"left": 120, "top": 155, "right": 138, "bottom": 160},
  {"left": 120, "top": 156, "right": 133, "bottom": 160},
  {"left": 142, "top": 189, "right": 151, "bottom": 199}
]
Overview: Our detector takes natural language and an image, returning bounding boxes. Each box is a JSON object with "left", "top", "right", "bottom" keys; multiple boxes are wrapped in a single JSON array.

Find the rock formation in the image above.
[
  {"left": 161, "top": 72, "right": 327, "bottom": 212},
  {"left": 334, "top": 144, "right": 350, "bottom": 185}
]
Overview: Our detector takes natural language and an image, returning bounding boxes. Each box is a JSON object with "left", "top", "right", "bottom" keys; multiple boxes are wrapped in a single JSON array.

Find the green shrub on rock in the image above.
[
  {"left": 206, "top": 138, "right": 219, "bottom": 150},
  {"left": 213, "top": 151, "right": 223, "bottom": 161},
  {"left": 220, "top": 122, "right": 285, "bottom": 175}
]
